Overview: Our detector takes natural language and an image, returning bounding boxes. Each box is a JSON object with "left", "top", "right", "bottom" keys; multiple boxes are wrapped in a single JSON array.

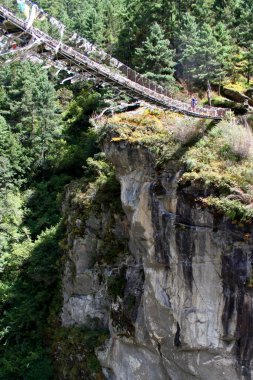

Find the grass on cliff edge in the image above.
[{"left": 104, "top": 108, "right": 253, "bottom": 222}]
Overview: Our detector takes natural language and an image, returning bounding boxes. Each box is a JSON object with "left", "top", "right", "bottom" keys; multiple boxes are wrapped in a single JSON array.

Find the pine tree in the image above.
[
  {"left": 243, "top": 45, "right": 253, "bottom": 84},
  {"left": 176, "top": 13, "right": 199, "bottom": 80},
  {"left": 116, "top": 0, "right": 141, "bottom": 65},
  {"left": 212, "top": 0, "right": 242, "bottom": 28},
  {"left": 134, "top": 23, "right": 176, "bottom": 87},
  {"left": 101, "top": 0, "right": 125, "bottom": 53},
  {"left": 0, "top": 62, "right": 61, "bottom": 173},
  {"left": 214, "top": 21, "right": 235, "bottom": 87},
  {"left": 116, "top": 0, "right": 181, "bottom": 65},
  {"left": 0, "top": 116, "right": 25, "bottom": 253},
  {"left": 180, "top": 22, "right": 232, "bottom": 87},
  {"left": 0, "top": 116, "right": 24, "bottom": 189},
  {"left": 236, "top": 2, "right": 253, "bottom": 47}
]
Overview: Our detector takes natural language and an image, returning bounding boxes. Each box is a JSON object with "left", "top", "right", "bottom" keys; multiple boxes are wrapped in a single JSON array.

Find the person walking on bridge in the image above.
[{"left": 191, "top": 97, "right": 197, "bottom": 111}]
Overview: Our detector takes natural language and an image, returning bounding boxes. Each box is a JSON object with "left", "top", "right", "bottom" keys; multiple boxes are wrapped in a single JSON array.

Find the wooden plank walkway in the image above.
[{"left": 0, "top": 5, "right": 228, "bottom": 120}]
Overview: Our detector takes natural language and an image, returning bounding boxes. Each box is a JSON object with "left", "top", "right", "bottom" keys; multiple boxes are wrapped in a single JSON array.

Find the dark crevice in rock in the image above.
[
  {"left": 123, "top": 266, "right": 145, "bottom": 324},
  {"left": 222, "top": 247, "right": 253, "bottom": 379},
  {"left": 157, "top": 341, "right": 162, "bottom": 357},
  {"left": 174, "top": 322, "right": 181, "bottom": 347},
  {"left": 152, "top": 181, "right": 167, "bottom": 197},
  {"left": 110, "top": 305, "right": 135, "bottom": 338},
  {"left": 150, "top": 182, "right": 172, "bottom": 266},
  {"left": 175, "top": 224, "right": 194, "bottom": 292},
  {"left": 107, "top": 265, "right": 127, "bottom": 301},
  {"left": 110, "top": 264, "right": 145, "bottom": 338},
  {"left": 235, "top": 290, "right": 253, "bottom": 380},
  {"left": 222, "top": 255, "right": 236, "bottom": 339}
]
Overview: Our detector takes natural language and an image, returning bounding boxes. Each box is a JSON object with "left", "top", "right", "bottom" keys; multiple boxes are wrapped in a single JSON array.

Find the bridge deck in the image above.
[{"left": 0, "top": 5, "right": 228, "bottom": 120}]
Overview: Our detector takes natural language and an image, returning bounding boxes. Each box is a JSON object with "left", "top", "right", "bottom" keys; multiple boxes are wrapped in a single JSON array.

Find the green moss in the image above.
[
  {"left": 98, "top": 231, "right": 128, "bottom": 265},
  {"left": 64, "top": 155, "right": 128, "bottom": 266},
  {"left": 126, "top": 294, "right": 137, "bottom": 312},
  {"left": 107, "top": 110, "right": 210, "bottom": 167},
  {"left": 110, "top": 307, "right": 135, "bottom": 338},
  {"left": 68, "top": 156, "right": 123, "bottom": 221},
  {"left": 201, "top": 196, "right": 253, "bottom": 222},
  {"left": 224, "top": 82, "right": 247, "bottom": 92},
  {"left": 247, "top": 277, "right": 253, "bottom": 288},
  {"left": 105, "top": 110, "right": 253, "bottom": 222},
  {"left": 203, "top": 96, "right": 237, "bottom": 109},
  {"left": 52, "top": 326, "right": 109, "bottom": 380},
  {"left": 107, "top": 267, "right": 127, "bottom": 300}
]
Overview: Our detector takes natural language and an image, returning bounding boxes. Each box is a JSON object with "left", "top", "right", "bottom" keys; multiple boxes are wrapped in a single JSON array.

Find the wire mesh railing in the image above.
[{"left": 0, "top": 1, "right": 228, "bottom": 119}]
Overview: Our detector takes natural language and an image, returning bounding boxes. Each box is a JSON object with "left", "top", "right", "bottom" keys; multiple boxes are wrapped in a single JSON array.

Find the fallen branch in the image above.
[
  {"left": 98, "top": 101, "right": 140, "bottom": 118},
  {"left": 90, "top": 101, "right": 141, "bottom": 129}
]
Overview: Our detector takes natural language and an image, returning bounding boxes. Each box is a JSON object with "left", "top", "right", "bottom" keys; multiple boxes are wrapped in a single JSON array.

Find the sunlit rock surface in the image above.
[{"left": 61, "top": 136, "right": 253, "bottom": 380}]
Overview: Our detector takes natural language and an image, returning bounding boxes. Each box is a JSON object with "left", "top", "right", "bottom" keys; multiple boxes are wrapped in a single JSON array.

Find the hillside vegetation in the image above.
[
  {"left": 0, "top": 0, "right": 252, "bottom": 378},
  {"left": 107, "top": 109, "right": 253, "bottom": 222}
]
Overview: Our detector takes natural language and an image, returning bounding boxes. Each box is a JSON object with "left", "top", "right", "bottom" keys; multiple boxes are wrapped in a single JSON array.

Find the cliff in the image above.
[{"left": 58, "top": 109, "right": 253, "bottom": 380}]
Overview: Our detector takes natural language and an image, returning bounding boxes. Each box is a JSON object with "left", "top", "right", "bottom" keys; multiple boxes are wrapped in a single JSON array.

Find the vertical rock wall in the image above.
[{"left": 61, "top": 140, "right": 253, "bottom": 380}]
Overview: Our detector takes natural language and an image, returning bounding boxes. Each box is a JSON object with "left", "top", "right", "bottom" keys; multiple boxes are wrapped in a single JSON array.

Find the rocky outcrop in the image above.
[
  {"left": 61, "top": 179, "right": 130, "bottom": 330},
  {"left": 61, "top": 137, "right": 253, "bottom": 380},
  {"left": 221, "top": 86, "right": 253, "bottom": 107}
]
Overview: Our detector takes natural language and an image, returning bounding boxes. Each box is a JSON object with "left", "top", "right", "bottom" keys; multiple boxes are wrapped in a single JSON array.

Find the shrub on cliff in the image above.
[
  {"left": 221, "top": 120, "right": 253, "bottom": 160},
  {"left": 172, "top": 118, "right": 204, "bottom": 145}
]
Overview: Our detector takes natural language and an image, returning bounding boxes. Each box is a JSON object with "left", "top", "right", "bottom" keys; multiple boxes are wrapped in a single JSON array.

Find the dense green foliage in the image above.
[
  {"left": 52, "top": 326, "right": 109, "bottom": 379},
  {"left": 134, "top": 22, "right": 176, "bottom": 87},
  {"left": 0, "top": 225, "right": 62, "bottom": 380},
  {"left": 0, "top": 61, "right": 104, "bottom": 378},
  {"left": 0, "top": 63, "right": 61, "bottom": 175}
]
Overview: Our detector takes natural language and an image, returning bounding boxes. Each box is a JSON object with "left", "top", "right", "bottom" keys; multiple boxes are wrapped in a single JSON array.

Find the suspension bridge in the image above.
[{"left": 0, "top": 3, "right": 228, "bottom": 120}]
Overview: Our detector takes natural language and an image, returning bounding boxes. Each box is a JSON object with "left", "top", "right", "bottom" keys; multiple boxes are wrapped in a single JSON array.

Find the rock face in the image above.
[
  {"left": 221, "top": 86, "right": 252, "bottom": 106},
  {"left": 61, "top": 140, "right": 253, "bottom": 380}
]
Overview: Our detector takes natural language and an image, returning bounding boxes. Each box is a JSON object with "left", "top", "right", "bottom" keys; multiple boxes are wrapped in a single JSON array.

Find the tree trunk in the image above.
[
  {"left": 207, "top": 79, "right": 212, "bottom": 106},
  {"left": 218, "top": 78, "right": 221, "bottom": 96}
]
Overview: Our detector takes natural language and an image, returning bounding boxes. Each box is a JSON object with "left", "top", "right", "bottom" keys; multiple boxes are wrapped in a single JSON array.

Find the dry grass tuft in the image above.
[
  {"left": 172, "top": 120, "right": 199, "bottom": 144},
  {"left": 170, "top": 118, "right": 207, "bottom": 145},
  {"left": 222, "top": 119, "right": 253, "bottom": 159}
]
